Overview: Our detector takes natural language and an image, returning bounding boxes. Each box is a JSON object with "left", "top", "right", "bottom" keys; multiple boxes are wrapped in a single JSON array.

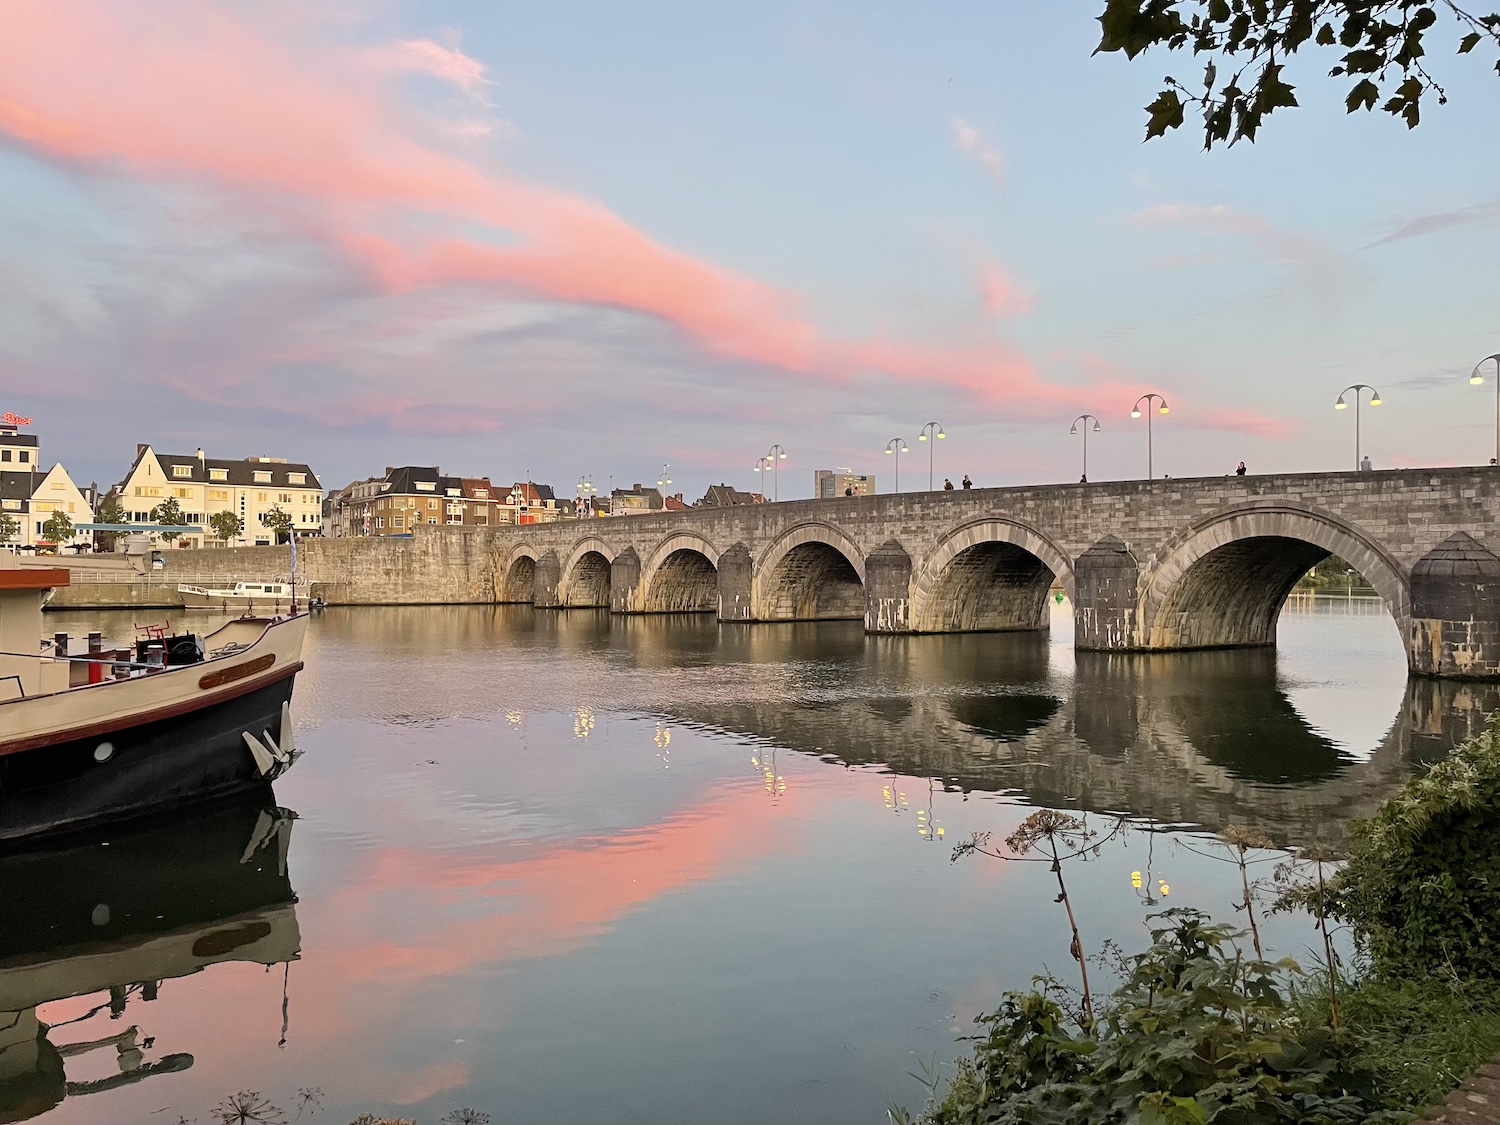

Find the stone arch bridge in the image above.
[{"left": 289, "top": 468, "right": 1500, "bottom": 679}]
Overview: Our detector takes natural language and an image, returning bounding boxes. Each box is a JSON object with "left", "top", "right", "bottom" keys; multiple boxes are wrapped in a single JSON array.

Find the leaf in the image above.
[
  {"left": 1345, "top": 78, "right": 1380, "bottom": 112},
  {"left": 1459, "top": 31, "right": 1483, "bottom": 54},
  {"left": 1144, "top": 88, "right": 1185, "bottom": 139}
]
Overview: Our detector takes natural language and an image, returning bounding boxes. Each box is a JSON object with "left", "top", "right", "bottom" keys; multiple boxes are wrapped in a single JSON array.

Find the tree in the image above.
[
  {"left": 0, "top": 511, "right": 18, "bottom": 546},
  {"left": 150, "top": 497, "right": 187, "bottom": 543},
  {"left": 1095, "top": 0, "right": 1500, "bottom": 147},
  {"left": 94, "top": 492, "right": 127, "bottom": 550},
  {"left": 42, "top": 510, "right": 74, "bottom": 546},
  {"left": 262, "top": 505, "right": 293, "bottom": 544},
  {"left": 209, "top": 509, "right": 244, "bottom": 544}
]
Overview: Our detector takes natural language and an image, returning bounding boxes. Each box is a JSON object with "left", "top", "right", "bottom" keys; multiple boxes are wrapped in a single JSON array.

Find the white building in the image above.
[
  {"left": 0, "top": 464, "right": 94, "bottom": 550},
  {"left": 115, "top": 445, "right": 324, "bottom": 548}
]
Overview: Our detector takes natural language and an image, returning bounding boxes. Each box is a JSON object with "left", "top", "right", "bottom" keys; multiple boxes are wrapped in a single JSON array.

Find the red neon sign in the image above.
[{"left": 2, "top": 412, "right": 33, "bottom": 427}]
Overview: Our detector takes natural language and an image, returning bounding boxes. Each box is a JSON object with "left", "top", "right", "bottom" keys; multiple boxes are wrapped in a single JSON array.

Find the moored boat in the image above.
[
  {"left": 177, "top": 579, "right": 293, "bottom": 613},
  {"left": 0, "top": 556, "right": 307, "bottom": 842}
]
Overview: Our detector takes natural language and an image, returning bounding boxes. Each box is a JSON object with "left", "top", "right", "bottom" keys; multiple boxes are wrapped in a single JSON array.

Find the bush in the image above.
[
  {"left": 1332, "top": 717, "right": 1500, "bottom": 981},
  {"left": 918, "top": 911, "right": 1403, "bottom": 1125}
]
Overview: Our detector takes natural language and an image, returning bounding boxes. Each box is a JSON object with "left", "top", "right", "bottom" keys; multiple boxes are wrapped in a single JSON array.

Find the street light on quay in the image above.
[
  {"left": 917, "top": 422, "right": 946, "bottom": 490},
  {"left": 1130, "top": 394, "right": 1170, "bottom": 480},
  {"left": 766, "top": 444, "right": 787, "bottom": 502},
  {"left": 1070, "top": 415, "right": 1101, "bottom": 483},
  {"left": 885, "top": 437, "right": 910, "bottom": 493},
  {"left": 1333, "top": 384, "right": 1382, "bottom": 471},
  {"left": 1470, "top": 355, "right": 1500, "bottom": 466}
]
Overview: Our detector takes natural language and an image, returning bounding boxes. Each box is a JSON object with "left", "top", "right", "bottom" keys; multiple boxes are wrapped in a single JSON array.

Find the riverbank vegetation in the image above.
[
  {"left": 1297, "top": 556, "right": 1376, "bottom": 594},
  {"left": 896, "top": 719, "right": 1500, "bottom": 1124}
]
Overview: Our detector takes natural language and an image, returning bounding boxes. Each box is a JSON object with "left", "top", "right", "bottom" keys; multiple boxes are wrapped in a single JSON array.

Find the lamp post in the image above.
[
  {"left": 917, "top": 422, "right": 946, "bottom": 490},
  {"left": 1070, "top": 415, "right": 1101, "bottom": 483},
  {"left": 576, "top": 475, "right": 598, "bottom": 519},
  {"left": 1130, "top": 394, "right": 1170, "bottom": 480},
  {"left": 1469, "top": 355, "right": 1500, "bottom": 466},
  {"left": 766, "top": 444, "right": 787, "bottom": 502},
  {"left": 657, "top": 463, "right": 672, "bottom": 506},
  {"left": 1333, "top": 384, "right": 1382, "bottom": 470},
  {"left": 884, "top": 437, "right": 910, "bottom": 493},
  {"left": 754, "top": 455, "right": 772, "bottom": 498}
]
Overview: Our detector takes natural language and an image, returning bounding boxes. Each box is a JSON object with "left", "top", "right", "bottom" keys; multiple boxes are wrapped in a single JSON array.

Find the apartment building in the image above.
[{"left": 814, "top": 469, "right": 875, "bottom": 498}]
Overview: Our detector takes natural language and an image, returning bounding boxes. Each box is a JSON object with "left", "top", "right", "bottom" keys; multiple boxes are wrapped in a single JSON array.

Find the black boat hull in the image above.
[{"left": 0, "top": 676, "right": 295, "bottom": 844}]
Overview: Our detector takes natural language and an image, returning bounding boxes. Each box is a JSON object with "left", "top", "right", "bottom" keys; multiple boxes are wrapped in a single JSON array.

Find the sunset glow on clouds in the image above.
[{"left": 0, "top": 0, "right": 1496, "bottom": 490}]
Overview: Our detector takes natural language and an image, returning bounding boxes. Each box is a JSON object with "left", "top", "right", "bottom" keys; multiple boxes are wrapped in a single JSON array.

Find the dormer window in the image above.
[
  {"left": 209, "top": 468, "right": 228, "bottom": 482},
  {"left": 415, "top": 481, "right": 436, "bottom": 492},
  {"left": 253, "top": 470, "right": 272, "bottom": 484},
  {"left": 288, "top": 472, "right": 306, "bottom": 485},
  {"left": 172, "top": 464, "right": 193, "bottom": 478},
  {"left": 446, "top": 488, "right": 461, "bottom": 497}
]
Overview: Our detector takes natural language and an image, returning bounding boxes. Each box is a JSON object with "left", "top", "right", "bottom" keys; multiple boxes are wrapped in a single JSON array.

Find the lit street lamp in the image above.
[
  {"left": 766, "top": 444, "right": 787, "bottom": 502},
  {"left": 1070, "top": 415, "right": 1101, "bottom": 483},
  {"left": 884, "top": 437, "right": 910, "bottom": 493},
  {"left": 1130, "top": 394, "right": 1170, "bottom": 480},
  {"left": 754, "top": 455, "right": 773, "bottom": 498},
  {"left": 917, "top": 422, "right": 946, "bottom": 490},
  {"left": 575, "top": 475, "right": 598, "bottom": 519},
  {"left": 1470, "top": 355, "right": 1500, "bottom": 466},
  {"left": 1334, "top": 384, "right": 1382, "bottom": 471}
]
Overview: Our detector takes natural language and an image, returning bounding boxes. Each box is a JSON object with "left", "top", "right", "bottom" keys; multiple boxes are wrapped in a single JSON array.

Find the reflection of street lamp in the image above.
[
  {"left": 1469, "top": 355, "right": 1500, "bottom": 466},
  {"left": 917, "top": 422, "right": 946, "bottom": 490},
  {"left": 1070, "top": 415, "right": 1101, "bottom": 483},
  {"left": 1334, "top": 384, "right": 1382, "bottom": 470},
  {"left": 884, "top": 437, "right": 910, "bottom": 493},
  {"left": 1130, "top": 394, "right": 1170, "bottom": 480},
  {"left": 916, "top": 778, "right": 946, "bottom": 842}
]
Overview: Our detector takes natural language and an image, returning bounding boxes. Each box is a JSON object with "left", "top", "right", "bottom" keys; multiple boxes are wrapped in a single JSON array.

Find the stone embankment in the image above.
[{"left": 1422, "top": 1056, "right": 1500, "bottom": 1122}]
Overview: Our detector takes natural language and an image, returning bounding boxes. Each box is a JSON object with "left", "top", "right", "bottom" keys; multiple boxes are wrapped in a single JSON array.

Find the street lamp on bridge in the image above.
[
  {"left": 765, "top": 444, "right": 787, "bottom": 502},
  {"left": 917, "top": 422, "right": 946, "bottom": 490},
  {"left": 753, "top": 455, "right": 772, "bottom": 498},
  {"left": 1334, "top": 384, "right": 1382, "bottom": 471},
  {"left": 1070, "top": 415, "right": 1101, "bottom": 483},
  {"left": 1470, "top": 355, "right": 1500, "bottom": 466},
  {"left": 885, "top": 437, "right": 910, "bottom": 493},
  {"left": 1130, "top": 394, "right": 1170, "bottom": 480},
  {"left": 575, "top": 475, "right": 598, "bottom": 518}
]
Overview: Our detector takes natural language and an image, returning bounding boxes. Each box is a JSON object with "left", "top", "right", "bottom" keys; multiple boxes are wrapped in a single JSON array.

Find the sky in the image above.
[{"left": 1, "top": 0, "right": 1498, "bottom": 500}]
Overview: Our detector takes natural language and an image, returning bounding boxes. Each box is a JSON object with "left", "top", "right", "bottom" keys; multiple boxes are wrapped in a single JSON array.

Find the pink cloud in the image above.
[
  {"left": 979, "top": 262, "right": 1033, "bottom": 317},
  {"left": 372, "top": 38, "right": 494, "bottom": 98},
  {"left": 952, "top": 118, "right": 1005, "bottom": 188}
]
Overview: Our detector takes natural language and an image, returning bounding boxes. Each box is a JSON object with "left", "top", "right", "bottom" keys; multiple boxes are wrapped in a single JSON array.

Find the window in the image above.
[
  {"left": 428, "top": 517, "right": 437, "bottom": 524},
  {"left": 278, "top": 493, "right": 292, "bottom": 503},
  {"left": 257, "top": 493, "right": 268, "bottom": 503},
  {"left": 172, "top": 465, "right": 193, "bottom": 478},
  {"left": 0, "top": 499, "right": 19, "bottom": 510},
  {"left": 253, "top": 471, "right": 272, "bottom": 484},
  {"left": 18, "top": 452, "right": 28, "bottom": 463},
  {"left": 175, "top": 487, "right": 193, "bottom": 498},
  {"left": 446, "top": 488, "right": 461, "bottom": 497},
  {"left": 208, "top": 488, "right": 229, "bottom": 502},
  {"left": 392, "top": 515, "right": 404, "bottom": 528},
  {"left": 33, "top": 501, "right": 55, "bottom": 513},
  {"left": 427, "top": 499, "right": 438, "bottom": 510},
  {"left": 288, "top": 473, "right": 306, "bottom": 485},
  {"left": 416, "top": 481, "right": 436, "bottom": 492},
  {"left": 375, "top": 516, "right": 384, "bottom": 529},
  {"left": 0, "top": 450, "right": 9, "bottom": 462},
  {"left": 210, "top": 468, "right": 228, "bottom": 482}
]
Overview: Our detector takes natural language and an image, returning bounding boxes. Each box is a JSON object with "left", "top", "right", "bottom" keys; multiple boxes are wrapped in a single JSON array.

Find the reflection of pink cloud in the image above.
[{"left": 388, "top": 1061, "right": 472, "bottom": 1105}]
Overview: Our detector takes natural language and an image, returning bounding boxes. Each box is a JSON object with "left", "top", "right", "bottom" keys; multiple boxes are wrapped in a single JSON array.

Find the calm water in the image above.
[{"left": 13, "top": 598, "right": 1498, "bottom": 1125}]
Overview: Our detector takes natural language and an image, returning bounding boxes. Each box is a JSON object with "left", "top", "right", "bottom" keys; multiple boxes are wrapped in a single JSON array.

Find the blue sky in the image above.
[{"left": 1, "top": 0, "right": 1497, "bottom": 498}]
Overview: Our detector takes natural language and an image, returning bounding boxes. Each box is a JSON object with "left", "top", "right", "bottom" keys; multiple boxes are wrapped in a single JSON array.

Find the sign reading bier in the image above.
[{"left": 2, "top": 412, "right": 34, "bottom": 427}]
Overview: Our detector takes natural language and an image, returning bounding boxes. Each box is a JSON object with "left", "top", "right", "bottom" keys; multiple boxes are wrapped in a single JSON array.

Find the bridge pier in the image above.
[
  {"left": 865, "top": 540, "right": 911, "bottom": 633},
  {"left": 609, "top": 548, "right": 640, "bottom": 613},
  {"left": 533, "top": 549, "right": 562, "bottom": 608},
  {"left": 1408, "top": 533, "right": 1500, "bottom": 678},
  {"left": 717, "top": 543, "right": 753, "bottom": 621},
  {"left": 1074, "top": 537, "right": 1139, "bottom": 651}
]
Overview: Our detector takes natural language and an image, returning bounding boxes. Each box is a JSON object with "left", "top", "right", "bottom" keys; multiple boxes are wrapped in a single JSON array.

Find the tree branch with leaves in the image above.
[{"left": 1096, "top": 0, "right": 1500, "bottom": 147}]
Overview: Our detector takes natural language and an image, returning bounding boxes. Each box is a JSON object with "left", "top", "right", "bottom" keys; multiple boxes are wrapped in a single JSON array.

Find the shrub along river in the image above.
[{"left": 16, "top": 596, "right": 1496, "bottom": 1125}]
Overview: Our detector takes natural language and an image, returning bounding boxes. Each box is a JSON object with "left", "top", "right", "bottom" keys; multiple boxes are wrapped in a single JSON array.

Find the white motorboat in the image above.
[{"left": 177, "top": 580, "right": 293, "bottom": 612}]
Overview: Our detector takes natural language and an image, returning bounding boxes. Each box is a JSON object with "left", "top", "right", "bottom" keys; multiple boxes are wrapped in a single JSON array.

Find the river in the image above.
[{"left": 14, "top": 596, "right": 1497, "bottom": 1125}]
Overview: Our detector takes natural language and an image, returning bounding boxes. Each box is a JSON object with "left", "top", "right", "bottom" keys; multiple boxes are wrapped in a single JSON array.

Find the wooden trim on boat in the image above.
[
  {"left": 0, "top": 568, "right": 71, "bottom": 590},
  {"left": 0, "top": 661, "right": 304, "bottom": 756},
  {"left": 199, "top": 654, "right": 276, "bottom": 689}
]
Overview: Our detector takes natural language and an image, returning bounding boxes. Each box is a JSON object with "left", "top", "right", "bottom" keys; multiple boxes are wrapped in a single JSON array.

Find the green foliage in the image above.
[
  {"left": 210, "top": 509, "right": 244, "bottom": 543},
  {"left": 923, "top": 911, "right": 1401, "bottom": 1125},
  {"left": 0, "top": 511, "right": 18, "bottom": 544},
  {"left": 1329, "top": 718, "right": 1500, "bottom": 981},
  {"left": 41, "top": 510, "right": 74, "bottom": 544},
  {"left": 1095, "top": 0, "right": 1500, "bottom": 147},
  {"left": 1296, "top": 556, "right": 1373, "bottom": 591},
  {"left": 262, "top": 505, "right": 293, "bottom": 543},
  {"left": 150, "top": 496, "right": 187, "bottom": 542},
  {"left": 94, "top": 492, "right": 127, "bottom": 549}
]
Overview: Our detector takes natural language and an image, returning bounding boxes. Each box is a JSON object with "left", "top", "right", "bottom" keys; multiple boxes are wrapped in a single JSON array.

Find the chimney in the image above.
[
  {"left": 633, "top": 483, "right": 642, "bottom": 491},
  {"left": 136, "top": 443, "right": 148, "bottom": 459},
  {"left": 196, "top": 447, "right": 205, "bottom": 471}
]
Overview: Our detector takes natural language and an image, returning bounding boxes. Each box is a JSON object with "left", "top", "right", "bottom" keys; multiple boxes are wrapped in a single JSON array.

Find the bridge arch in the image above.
[
  {"left": 909, "top": 518, "right": 1074, "bottom": 633},
  {"left": 497, "top": 545, "right": 540, "bottom": 603},
  {"left": 558, "top": 537, "right": 615, "bottom": 607},
  {"left": 640, "top": 533, "right": 721, "bottom": 613},
  {"left": 1139, "top": 503, "right": 1410, "bottom": 650},
  {"left": 754, "top": 521, "right": 866, "bottom": 621}
]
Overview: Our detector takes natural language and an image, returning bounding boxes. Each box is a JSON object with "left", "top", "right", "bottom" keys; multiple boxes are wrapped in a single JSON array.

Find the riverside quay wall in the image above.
[{"left": 49, "top": 467, "right": 1500, "bottom": 678}]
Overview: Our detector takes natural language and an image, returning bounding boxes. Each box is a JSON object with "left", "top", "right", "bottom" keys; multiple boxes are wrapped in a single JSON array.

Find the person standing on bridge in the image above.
[
  {"left": 1236, "top": 461, "right": 1246, "bottom": 476},
  {"left": 943, "top": 478, "right": 954, "bottom": 491},
  {"left": 961, "top": 474, "right": 972, "bottom": 490}
]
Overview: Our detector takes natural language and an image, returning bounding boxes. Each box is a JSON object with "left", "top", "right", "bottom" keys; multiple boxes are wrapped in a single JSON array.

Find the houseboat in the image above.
[
  {"left": 177, "top": 580, "right": 293, "bottom": 613},
  {"left": 0, "top": 556, "right": 306, "bottom": 842}
]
